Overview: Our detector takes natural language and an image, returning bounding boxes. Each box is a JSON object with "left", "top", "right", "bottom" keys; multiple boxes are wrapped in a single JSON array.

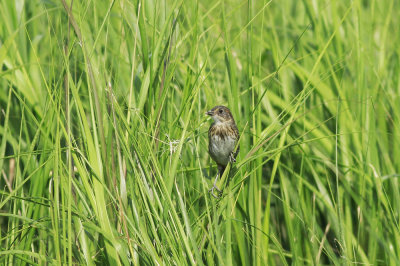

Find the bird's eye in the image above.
[{"left": 219, "top": 109, "right": 223, "bottom": 114}]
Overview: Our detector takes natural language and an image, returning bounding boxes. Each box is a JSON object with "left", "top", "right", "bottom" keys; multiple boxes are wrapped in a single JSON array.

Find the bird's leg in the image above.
[
  {"left": 229, "top": 152, "right": 236, "bottom": 163},
  {"left": 209, "top": 173, "right": 222, "bottom": 198}
]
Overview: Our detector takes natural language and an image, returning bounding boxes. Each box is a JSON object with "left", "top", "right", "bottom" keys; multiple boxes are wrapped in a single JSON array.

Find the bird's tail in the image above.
[{"left": 218, "top": 165, "right": 226, "bottom": 176}]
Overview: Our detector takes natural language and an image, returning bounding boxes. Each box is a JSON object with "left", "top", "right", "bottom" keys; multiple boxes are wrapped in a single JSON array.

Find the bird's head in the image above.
[{"left": 206, "top": 106, "right": 234, "bottom": 123}]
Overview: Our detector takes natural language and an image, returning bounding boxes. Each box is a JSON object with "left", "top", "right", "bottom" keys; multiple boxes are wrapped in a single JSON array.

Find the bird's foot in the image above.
[
  {"left": 208, "top": 185, "right": 222, "bottom": 198},
  {"left": 229, "top": 152, "right": 236, "bottom": 163}
]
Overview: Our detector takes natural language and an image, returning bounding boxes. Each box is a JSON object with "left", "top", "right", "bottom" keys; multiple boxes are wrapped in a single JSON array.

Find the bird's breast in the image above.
[{"left": 209, "top": 134, "right": 237, "bottom": 166}]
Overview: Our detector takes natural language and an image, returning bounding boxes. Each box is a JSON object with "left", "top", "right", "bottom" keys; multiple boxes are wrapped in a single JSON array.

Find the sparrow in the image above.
[{"left": 206, "top": 106, "right": 239, "bottom": 197}]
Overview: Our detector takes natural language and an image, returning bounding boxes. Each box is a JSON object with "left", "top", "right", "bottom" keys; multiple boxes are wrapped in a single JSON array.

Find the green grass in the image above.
[{"left": 1, "top": 0, "right": 400, "bottom": 264}]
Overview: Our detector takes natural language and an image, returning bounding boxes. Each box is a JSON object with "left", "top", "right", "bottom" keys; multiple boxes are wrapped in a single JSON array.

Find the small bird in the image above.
[{"left": 206, "top": 106, "right": 239, "bottom": 197}]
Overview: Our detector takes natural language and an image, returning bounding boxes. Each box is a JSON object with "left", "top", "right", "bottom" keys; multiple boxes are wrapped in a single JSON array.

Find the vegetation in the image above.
[{"left": 1, "top": 0, "right": 399, "bottom": 264}]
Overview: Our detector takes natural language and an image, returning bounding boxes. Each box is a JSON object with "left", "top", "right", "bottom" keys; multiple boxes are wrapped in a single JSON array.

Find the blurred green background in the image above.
[{"left": 1, "top": 0, "right": 399, "bottom": 264}]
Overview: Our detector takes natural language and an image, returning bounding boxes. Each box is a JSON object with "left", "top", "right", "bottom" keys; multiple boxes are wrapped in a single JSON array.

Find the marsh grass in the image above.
[{"left": 1, "top": 0, "right": 400, "bottom": 264}]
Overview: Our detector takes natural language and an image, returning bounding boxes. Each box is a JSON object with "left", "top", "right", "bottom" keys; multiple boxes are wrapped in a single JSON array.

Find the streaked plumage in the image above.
[{"left": 206, "top": 106, "right": 239, "bottom": 197}]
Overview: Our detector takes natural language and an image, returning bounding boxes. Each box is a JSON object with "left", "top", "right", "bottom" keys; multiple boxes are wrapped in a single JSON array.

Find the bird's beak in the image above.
[{"left": 206, "top": 110, "right": 213, "bottom": 116}]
